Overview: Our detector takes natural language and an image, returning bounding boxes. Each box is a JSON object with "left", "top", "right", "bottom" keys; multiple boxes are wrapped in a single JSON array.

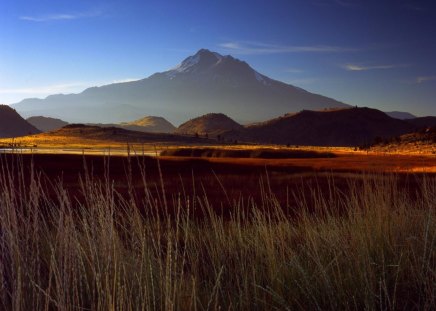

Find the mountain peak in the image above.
[
  {"left": 164, "top": 48, "right": 270, "bottom": 86},
  {"left": 195, "top": 48, "right": 223, "bottom": 58},
  {"left": 167, "top": 49, "right": 225, "bottom": 76}
]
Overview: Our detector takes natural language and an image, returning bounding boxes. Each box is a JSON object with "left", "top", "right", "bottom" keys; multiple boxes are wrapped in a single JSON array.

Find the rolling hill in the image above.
[
  {"left": 3, "top": 124, "right": 212, "bottom": 148},
  {"left": 27, "top": 116, "right": 69, "bottom": 132},
  {"left": 12, "top": 49, "right": 349, "bottom": 125},
  {"left": 87, "top": 116, "right": 176, "bottom": 134},
  {"left": 405, "top": 116, "right": 436, "bottom": 129},
  {"left": 385, "top": 111, "right": 416, "bottom": 120},
  {"left": 119, "top": 116, "right": 176, "bottom": 133},
  {"left": 51, "top": 124, "right": 191, "bottom": 143},
  {"left": 0, "top": 105, "right": 41, "bottom": 138},
  {"left": 225, "top": 107, "right": 416, "bottom": 146},
  {"left": 175, "top": 113, "right": 243, "bottom": 137}
]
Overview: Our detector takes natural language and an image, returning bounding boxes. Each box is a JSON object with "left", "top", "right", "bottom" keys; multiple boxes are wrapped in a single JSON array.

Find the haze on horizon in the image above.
[{"left": 1, "top": 0, "right": 435, "bottom": 116}]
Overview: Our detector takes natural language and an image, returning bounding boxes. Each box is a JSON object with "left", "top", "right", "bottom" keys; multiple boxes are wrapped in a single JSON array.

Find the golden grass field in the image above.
[{"left": 1, "top": 130, "right": 435, "bottom": 173}]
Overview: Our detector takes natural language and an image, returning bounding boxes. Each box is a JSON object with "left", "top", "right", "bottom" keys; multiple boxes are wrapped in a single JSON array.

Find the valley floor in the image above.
[{"left": 0, "top": 143, "right": 435, "bottom": 172}]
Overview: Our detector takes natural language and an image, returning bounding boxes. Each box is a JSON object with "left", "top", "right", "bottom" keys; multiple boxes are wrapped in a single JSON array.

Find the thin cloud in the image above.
[
  {"left": 218, "top": 41, "right": 356, "bottom": 55},
  {"left": 343, "top": 63, "right": 408, "bottom": 71},
  {"left": 0, "top": 83, "right": 87, "bottom": 95},
  {"left": 0, "top": 79, "right": 140, "bottom": 98},
  {"left": 416, "top": 76, "right": 436, "bottom": 84},
  {"left": 19, "top": 11, "right": 101, "bottom": 22}
]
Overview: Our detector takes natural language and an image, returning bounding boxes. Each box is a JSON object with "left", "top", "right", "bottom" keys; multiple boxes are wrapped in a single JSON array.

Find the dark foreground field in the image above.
[{"left": 0, "top": 153, "right": 435, "bottom": 310}]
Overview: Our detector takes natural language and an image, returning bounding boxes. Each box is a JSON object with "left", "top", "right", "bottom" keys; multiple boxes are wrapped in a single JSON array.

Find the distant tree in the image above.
[
  {"left": 205, "top": 133, "right": 209, "bottom": 139},
  {"left": 195, "top": 132, "right": 199, "bottom": 138}
]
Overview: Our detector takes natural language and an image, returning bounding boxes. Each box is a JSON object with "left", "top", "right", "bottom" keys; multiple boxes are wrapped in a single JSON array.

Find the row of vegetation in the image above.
[
  {"left": 161, "top": 147, "right": 336, "bottom": 159},
  {"left": 0, "top": 155, "right": 434, "bottom": 310}
]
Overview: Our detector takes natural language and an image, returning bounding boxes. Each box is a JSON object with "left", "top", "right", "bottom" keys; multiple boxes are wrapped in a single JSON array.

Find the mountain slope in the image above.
[
  {"left": 27, "top": 116, "right": 69, "bottom": 132},
  {"left": 385, "top": 111, "right": 416, "bottom": 120},
  {"left": 0, "top": 105, "right": 41, "bottom": 138},
  {"left": 405, "top": 116, "right": 436, "bottom": 129},
  {"left": 13, "top": 49, "right": 349, "bottom": 124},
  {"left": 175, "top": 113, "right": 243, "bottom": 137},
  {"left": 226, "top": 107, "right": 416, "bottom": 146}
]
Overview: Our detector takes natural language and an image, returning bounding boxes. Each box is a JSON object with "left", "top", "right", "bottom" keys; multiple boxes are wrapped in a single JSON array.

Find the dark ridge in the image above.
[
  {"left": 225, "top": 107, "right": 416, "bottom": 147},
  {"left": 0, "top": 105, "right": 41, "bottom": 138}
]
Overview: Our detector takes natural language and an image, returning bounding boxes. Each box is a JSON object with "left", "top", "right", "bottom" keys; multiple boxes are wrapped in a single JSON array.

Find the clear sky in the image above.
[{"left": 1, "top": 0, "right": 435, "bottom": 116}]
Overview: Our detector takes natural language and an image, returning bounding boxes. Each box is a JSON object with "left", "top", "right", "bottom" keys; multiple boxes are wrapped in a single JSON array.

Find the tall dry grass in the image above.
[{"left": 0, "top": 155, "right": 434, "bottom": 310}]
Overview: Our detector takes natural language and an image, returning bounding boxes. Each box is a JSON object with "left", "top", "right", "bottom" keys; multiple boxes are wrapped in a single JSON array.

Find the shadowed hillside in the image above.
[
  {"left": 225, "top": 107, "right": 416, "bottom": 146},
  {"left": 27, "top": 116, "right": 69, "bottom": 132},
  {"left": 385, "top": 111, "right": 416, "bottom": 119},
  {"left": 405, "top": 116, "right": 436, "bottom": 128},
  {"left": 0, "top": 105, "right": 40, "bottom": 138}
]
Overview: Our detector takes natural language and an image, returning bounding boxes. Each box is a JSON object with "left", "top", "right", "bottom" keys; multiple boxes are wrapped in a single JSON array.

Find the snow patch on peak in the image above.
[
  {"left": 254, "top": 72, "right": 264, "bottom": 82},
  {"left": 197, "top": 48, "right": 223, "bottom": 59},
  {"left": 182, "top": 54, "right": 201, "bottom": 68},
  {"left": 212, "top": 52, "right": 223, "bottom": 59},
  {"left": 165, "top": 50, "right": 223, "bottom": 78},
  {"left": 254, "top": 71, "right": 269, "bottom": 85},
  {"left": 168, "top": 54, "right": 201, "bottom": 74}
]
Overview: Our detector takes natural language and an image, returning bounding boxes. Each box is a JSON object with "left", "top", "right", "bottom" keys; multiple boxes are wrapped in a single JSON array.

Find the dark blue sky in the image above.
[{"left": 1, "top": 0, "right": 435, "bottom": 115}]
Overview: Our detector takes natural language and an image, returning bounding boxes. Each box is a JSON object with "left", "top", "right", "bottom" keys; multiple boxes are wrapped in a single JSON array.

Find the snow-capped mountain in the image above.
[
  {"left": 163, "top": 49, "right": 271, "bottom": 85},
  {"left": 13, "top": 49, "right": 349, "bottom": 125}
]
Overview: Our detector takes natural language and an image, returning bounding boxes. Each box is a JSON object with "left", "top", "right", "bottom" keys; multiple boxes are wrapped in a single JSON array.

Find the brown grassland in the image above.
[{"left": 0, "top": 138, "right": 435, "bottom": 310}]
